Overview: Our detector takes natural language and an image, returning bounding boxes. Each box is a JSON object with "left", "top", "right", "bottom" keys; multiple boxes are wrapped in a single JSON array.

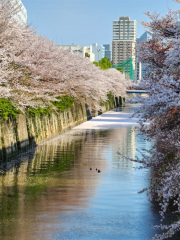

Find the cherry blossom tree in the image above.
[
  {"left": 0, "top": 0, "right": 127, "bottom": 111},
  {"left": 129, "top": 1, "right": 180, "bottom": 239}
]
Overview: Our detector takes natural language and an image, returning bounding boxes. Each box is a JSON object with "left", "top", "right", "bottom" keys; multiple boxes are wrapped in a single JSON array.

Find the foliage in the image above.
[
  {"left": 0, "top": 98, "right": 21, "bottom": 120},
  {"left": 115, "top": 67, "right": 123, "bottom": 73},
  {"left": 107, "top": 92, "right": 113, "bottom": 101},
  {"left": 27, "top": 95, "right": 74, "bottom": 118},
  {"left": 0, "top": 95, "right": 75, "bottom": 120},
  {"left": 27, "top": 106, "right": 52, "bottom": 118},
  {"left": 50, "top": 95, "right": 74, "bottom": 111},
  {"left": 128, "top": 2, "right": 180, "bottom": 239},
  {"left": 93, "top": 56, "right": 112, "bottom": 70}
]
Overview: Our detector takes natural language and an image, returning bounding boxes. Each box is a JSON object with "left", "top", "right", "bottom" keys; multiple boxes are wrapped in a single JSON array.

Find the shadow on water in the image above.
[
  {"left": 0, "top": 147, "right": 36, "bottom": 174},
  {"left": 0, "top": 104, "right": 168, "bottom": 240}
]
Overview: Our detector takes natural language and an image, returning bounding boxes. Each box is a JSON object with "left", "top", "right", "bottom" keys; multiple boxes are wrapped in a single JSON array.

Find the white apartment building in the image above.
[
  {"left": 58, "top": 44, "right": 95, "bottom": 62},
  {"left": 91, "top": 43, "right": 105, "bottom": 62},
  {"left": 112, "top": 16, "right": 137, "bottom": 78},
  {"left": 10, "top": 0, "right": 27, "bottom": 25}
]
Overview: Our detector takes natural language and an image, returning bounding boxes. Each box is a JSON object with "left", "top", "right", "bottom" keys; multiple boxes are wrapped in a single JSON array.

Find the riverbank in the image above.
[{"left": 0, "top": 96, "right": 125, "bottom": 161}]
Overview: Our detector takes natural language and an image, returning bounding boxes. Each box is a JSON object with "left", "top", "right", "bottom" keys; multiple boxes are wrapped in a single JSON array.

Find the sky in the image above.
[{"left": 22, "top": 0, "right": 180, "bottom": 46}]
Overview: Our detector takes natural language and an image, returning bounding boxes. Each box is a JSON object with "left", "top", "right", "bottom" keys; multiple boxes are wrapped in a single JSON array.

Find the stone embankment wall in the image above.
[{"left": 0, "top": 96, "right": 125, "bottom": 161}]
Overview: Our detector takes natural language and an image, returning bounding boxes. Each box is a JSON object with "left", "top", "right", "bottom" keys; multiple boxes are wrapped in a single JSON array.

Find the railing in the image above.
[{"left": 126, "top": 90, "right": 148, "bottom": 94}]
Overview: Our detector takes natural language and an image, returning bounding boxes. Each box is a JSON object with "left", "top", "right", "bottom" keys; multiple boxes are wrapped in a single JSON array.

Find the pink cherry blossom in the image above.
[
  {"left": 0, "top": 0, "right": 128, "bottom": 110},
  {"left": 129, "top": 2, "right": 180, "bottom": 239}
]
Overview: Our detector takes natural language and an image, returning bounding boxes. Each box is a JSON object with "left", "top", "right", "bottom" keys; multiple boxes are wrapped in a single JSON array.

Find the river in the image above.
[{"left": 0, "top": 104, "right": 161, "bottom": 240}]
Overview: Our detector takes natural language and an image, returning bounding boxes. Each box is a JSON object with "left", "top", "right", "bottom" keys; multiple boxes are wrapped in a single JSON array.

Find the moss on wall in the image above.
[
  {"left": 50, "top": 96, "right": 74, "bottom": 111},
  {"left": 0, "top": 99, "right": 22, "bottom": 121},
  {"left": 27, "top": 107, "right": 53, "bottom": 118}
]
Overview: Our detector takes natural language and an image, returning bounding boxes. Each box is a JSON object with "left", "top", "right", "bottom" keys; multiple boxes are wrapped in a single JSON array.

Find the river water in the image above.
[{"left": 0, "top": 104, "right": 161, "bottom": 240}]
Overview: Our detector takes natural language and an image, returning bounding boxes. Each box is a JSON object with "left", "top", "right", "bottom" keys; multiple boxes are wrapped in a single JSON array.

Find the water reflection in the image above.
[{"left": 0, "top": 105, "right": 161, "bottom": 240}]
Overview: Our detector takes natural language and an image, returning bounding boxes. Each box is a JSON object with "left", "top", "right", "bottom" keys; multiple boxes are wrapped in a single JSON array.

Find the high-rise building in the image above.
[
  {"left": 103, "top": 44, "right": 112, "bottom": 61},
  {"left": 112, "top": 16, "right": 137, "bottom": 79},
  {"left": 91, "top": 43, "right": 105, "bottom": 62},
  {"left": 137, "top": 31, "right": 153, "bottom": 79},
  {"left": 138, "top": 31, "right": 152, "bottom": 43}
]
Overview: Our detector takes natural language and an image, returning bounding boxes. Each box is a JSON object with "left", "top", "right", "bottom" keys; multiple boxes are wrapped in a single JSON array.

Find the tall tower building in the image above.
[
  {"left": 137, "top": 31, "right": 153, "bottom": 79},
  {"left": 112, "top": 16, "right": 137, "bottom": 79},
  {"left": 103, "top": 44, "right": 112, "bottom": 61}
]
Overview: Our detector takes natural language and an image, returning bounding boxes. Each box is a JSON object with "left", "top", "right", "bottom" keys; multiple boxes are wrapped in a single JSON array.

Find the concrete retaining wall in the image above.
[{"left": 0, "top": 96, "right": 125, "bottom": 161}]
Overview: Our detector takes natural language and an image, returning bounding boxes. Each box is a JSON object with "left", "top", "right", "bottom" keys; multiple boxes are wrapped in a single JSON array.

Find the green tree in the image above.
[
  {"left": 93, "top": 56, "right": 112, "bottom": 70},
  {"left": 115, "top": 67, "right": 123, "bottom": 73}
]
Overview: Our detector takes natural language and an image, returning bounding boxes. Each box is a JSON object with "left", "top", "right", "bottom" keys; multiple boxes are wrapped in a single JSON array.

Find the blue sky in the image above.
[{"left": 22, "top": 0, "right": 180, "bottom": 46}]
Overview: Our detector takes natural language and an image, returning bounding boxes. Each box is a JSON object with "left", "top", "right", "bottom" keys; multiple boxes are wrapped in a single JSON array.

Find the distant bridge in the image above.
[{"left": 126, "top": 90, "right": 148, "bottom": 94}]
